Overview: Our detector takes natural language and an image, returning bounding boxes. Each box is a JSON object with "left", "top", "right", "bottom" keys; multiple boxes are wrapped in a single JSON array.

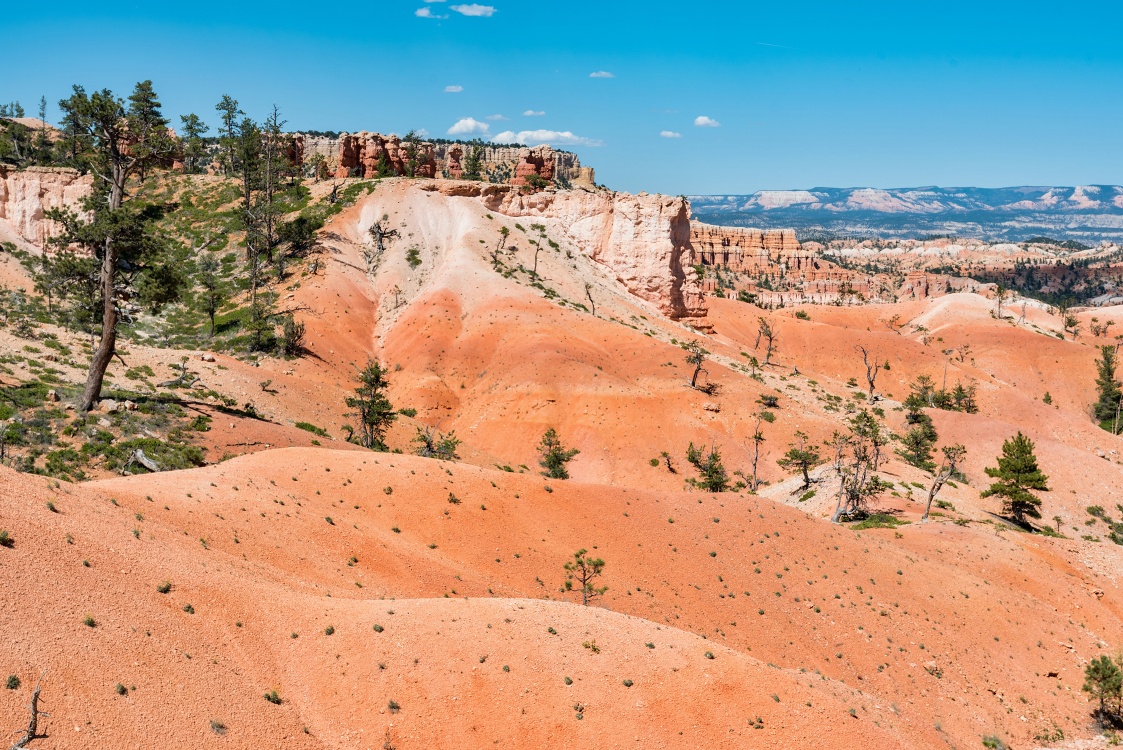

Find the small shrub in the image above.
[
  {"left": 83, "top": 615, "right": 96, "bottom": 628},
  {"left": 115, "top": 683, "right": 128, "bottom": 696},
  {"left": 398, "top": 407, "right": 418, "bottom": 417},
  {"left": 5, "top": 675, "right": 20, "bottom": 690},
  {"left": 156, "top": 580, "right": 172, "bottom": 594},
  {"left": 264, "top": 690, "right": 282, "bottom": 704},
  {"left": 704, "top": 651, "right": 715, "bottom": 659},
  {"left": 388, "top": 699, "right": 401, "bottom": 713},
  {"left": 794, "top": 310, "right": 810, "bottom": 320},
  {"left": 622, "top": 679, "right": 634, "bottom": 687},
  {"left": 0, "top": 530, "right": 12, "bottom": 548},
  {"left": 210, "top": 720, "right": 227, "bottom": 735},
  {"left": 325, "top": 626, "right": 335, "bottom": 636},
  {"left": 183, "top": 604, "right": 195, "bottom": 614},
  {"left": 295, "top": 422, "right": 329, "bottom": 437},
  {"left": 373, "top": 624, "right": 384, "bottom": 633},
  {"left": 982, "top": 737, "right": 1007, "bottom": 750}
]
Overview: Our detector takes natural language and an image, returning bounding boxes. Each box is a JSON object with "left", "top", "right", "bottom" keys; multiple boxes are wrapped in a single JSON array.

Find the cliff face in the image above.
[
  {"left": 690, "top": 223, "right": 806, "bottom": 271},
  {"left": 0, "top": 166, "right": 92, "bottom": 247},
  {"left": 476, "top": 186, "right": 705, "bottom": 320}
]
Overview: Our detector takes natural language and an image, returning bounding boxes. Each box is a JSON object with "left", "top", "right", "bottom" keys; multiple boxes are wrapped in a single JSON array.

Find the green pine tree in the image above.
[
  {"left": 1082, "top": 654, "right": 1122, "bottom": 718},
  {"left": 345, "top": 360, "right": 396, "bottom": 451},
  {"left": 539, "top": 428, "right": 579, "bottom": 479},
  {"left": 1093, "top": 345, "right": 1122, "bottom": 429},
  {"left": 980, "top": 432, "right": 1049, "bottom": 526}
]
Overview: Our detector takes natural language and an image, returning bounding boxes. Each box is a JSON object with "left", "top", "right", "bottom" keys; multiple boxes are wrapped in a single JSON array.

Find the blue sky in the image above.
[{"left": 2, "top": 1, "right": 1122, "bottom": 194}]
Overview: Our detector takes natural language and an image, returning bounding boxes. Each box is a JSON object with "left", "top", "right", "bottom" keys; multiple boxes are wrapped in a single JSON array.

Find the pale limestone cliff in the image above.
[
  {"left": 0, "top": 166, "right": 92, "bottom": 247},
  {"left": 475, "top": 185, "right": 705, "bottom": 320}
]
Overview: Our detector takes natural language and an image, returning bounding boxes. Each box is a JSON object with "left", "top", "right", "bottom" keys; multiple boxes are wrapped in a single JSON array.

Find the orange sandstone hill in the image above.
[{"left": 1, "top": 174, "right": 1123, "bottom": 749}]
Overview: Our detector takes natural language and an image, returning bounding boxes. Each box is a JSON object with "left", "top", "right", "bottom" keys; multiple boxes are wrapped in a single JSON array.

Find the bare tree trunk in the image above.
[
  {"left": 11, "top": 671, "right": 49, "bottom": 749},
  {"left": 584, "top": 283, "right": 595, "bottom": 316},
  {"left": 79, "top": 239, "right": 118, "bottom": 411}
]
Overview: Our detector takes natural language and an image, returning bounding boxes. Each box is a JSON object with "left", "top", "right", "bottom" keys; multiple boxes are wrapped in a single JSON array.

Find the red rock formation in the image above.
[
  {"left": 511, "top": 146, "right": 556, "bottom": 187},
  {"left": 446, "top": 145, "right": 464, "bottom": 179},
  {"left": 334, "top": 132, "right": 437, "bottom": 179}
]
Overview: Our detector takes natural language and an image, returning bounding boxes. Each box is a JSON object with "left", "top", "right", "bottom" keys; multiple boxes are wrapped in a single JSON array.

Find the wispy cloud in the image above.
[
  {"left": 694, "top": 115, "right": 720, "bottom": 127},
  {"left": 447, "top": 117, "right": 490, "bottom": 136},
  {"left": 444, "top": 85, "right": 464, "bottom": 93},
  {"left": 415, "top": 7, "right": 448, "bottom": 18},
  {"left": 451, "top": 3, "right": 496, "bottom": 16},
  {"left": 660, "top": 130, "right": 682, "bottom": 138},
  {"left": 486, "top": 114, "right": 508, "bottom": 121},
  {"left": 522, "top": 110, "right": 545, "bottom": 117},
  {"left": 493, "top": 129, "right": 603, "bottom": 147},
  {"left": 589, "top": 71, "right": 615, "bottom": 78}
]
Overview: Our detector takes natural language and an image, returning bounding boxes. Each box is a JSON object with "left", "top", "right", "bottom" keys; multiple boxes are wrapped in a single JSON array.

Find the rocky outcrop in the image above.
[
  {"left": 477, "top": 186, "right": 705, "bottom": 320},
  {"left": 301, "top": 134, "right": 594, "bottom": 188},
  {"left": 0, "top": 166, "right": 92, "bottom": 247},
  {"left": 333, "top": 132, "right": 438, "bottom": 179},
  {"left": 690, "top": 224, "right": 807, "bottom": 272}
]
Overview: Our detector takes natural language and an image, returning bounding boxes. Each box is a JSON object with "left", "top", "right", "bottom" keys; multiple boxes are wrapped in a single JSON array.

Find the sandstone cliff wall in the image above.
[
  {"left": 689, "top": 223, "right": 809, "bottom": 272},
  {"left": 471, "top": 185, "right": 704, "bottom": 320},
  {"left": 0, "top": 166, "right": 92, "bottom": 247}
]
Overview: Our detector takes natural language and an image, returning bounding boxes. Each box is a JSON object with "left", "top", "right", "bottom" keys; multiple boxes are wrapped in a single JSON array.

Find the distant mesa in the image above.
[{"left": 691, "top": 185, "right": 1123, "bottom": 243}]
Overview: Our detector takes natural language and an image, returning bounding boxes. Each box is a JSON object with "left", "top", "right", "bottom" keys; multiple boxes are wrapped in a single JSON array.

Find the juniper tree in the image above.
[
  {"left": 345, "top": 360, "right": 396, "bottom": 450},
  {"left": 981, "top": 432, "right": 1049, "bottom": 526},
  {"left": 48, "top": 82, "right": 181, "bottom": 411},
  {"left": 413, "top": 426, "right": 461, "bottom": 461},
  {"left": 539, "top": 428, "right": 579, "bottom": 479}
]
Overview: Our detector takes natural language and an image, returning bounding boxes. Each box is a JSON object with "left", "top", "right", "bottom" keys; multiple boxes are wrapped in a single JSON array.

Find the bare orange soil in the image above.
[{"left": 3, "top": 178, "right": 1123, "bottom": 748}]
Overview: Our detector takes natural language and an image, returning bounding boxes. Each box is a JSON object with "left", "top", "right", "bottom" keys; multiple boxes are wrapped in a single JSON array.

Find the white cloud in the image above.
[
  {"left": 493, "top": 129, "right": 603, "bottom": 147},
  {"left": 660, "top": 130, "right": 682, "bottom": 138},
  {"left": 694, "top": 115, "right": 721, "bottom": 127},
  {"left": 415, "top": 128, "right": 430, "bottom": 137},
  {"left": 486, "top": 114, "right": 508, "bottom": 121},
  {"left": 589, "top": 71, "right": 615, "bottom": 78},
  {"left": 522, "top": 109, "right": 545, "bottom": 116},
  {"left": 451, "top": 3, "right": 496, "bottom": 16},
  {"left": 447, "top": 117, "right": 490, "bottom": 136},
  {"left": 415, "top": 7, "right": 448, "bottom": 18},
  {"left": 444, "top": 85, "right": 463, "bottom": 93}
]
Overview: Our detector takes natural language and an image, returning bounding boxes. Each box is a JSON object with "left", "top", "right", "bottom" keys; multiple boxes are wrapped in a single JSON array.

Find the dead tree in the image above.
[
  {"left": 747, "top": 414, "right": 766, "bottom": 492},
  {"left": 584, "top": 283, "right": 596, "bottom": 316},
  {"left": 922, "top": 444, "right": 967, "bottom": 521},
  {"left": 10, "top": 671, "right": 49, "bottom": 750},
  {"left": 365, "top": 218, "right": 400, "bottom": 273},
  {"left": 857, "top": 345, "right": 879, "bottom": 403},
  {"left": 157, "top": 357, "right": 202, "bottom": 389}
]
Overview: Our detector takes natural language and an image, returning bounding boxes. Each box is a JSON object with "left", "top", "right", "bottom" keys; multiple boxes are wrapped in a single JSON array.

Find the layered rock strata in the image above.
[{"left": 0, "top": 166, "right": 92, "bottom": 247}]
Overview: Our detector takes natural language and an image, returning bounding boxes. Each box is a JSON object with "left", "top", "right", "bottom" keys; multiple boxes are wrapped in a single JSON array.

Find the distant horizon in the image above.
[{"left": 5, "top": 1, "right": 1122, "bottom": 193}]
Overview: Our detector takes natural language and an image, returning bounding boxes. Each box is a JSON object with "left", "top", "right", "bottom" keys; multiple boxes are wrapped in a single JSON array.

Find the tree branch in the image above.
[{"left": 10, "top": 671, "right": 49, "bottom": 750}]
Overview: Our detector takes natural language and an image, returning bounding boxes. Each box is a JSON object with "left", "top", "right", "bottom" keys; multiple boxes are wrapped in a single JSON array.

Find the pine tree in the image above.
[
  {"left": 1093, "top": 345, "right": 1121, "bottom": 429},
  {"left": 777, "top": 431, "right": 822, "bottom": 488},
  {"left": 345, "top": 360, "right": 396, "bottom": 450},
  {"left": 686, "top": 442, "right": 735, "bottom": 492},
  {"left": 463, "top": 140, "right": 485, "bottom": 180},
  {"left": 49, "top": 82, "right": 182, "bottom": 411},
  {"left": 196, "top": 253, "right": 229, "bottom": 338},
  {"left": 179, "top": 113, "right": 209, "bottom": 173},
  {"left": 563, "top": 550, "right": 607, "bottom": 606},
  {"left": 214, "top": 94, "right": 242, "bottom": 176},
  {"left": 981, "top": 432, "right": 1049, "bottom": 526},
  {"left": 539, "top": 428, "right": 579, "bottom": 479},
  {"left": 1082, "top": 654, "right": 1122, "bottom": 719}
]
